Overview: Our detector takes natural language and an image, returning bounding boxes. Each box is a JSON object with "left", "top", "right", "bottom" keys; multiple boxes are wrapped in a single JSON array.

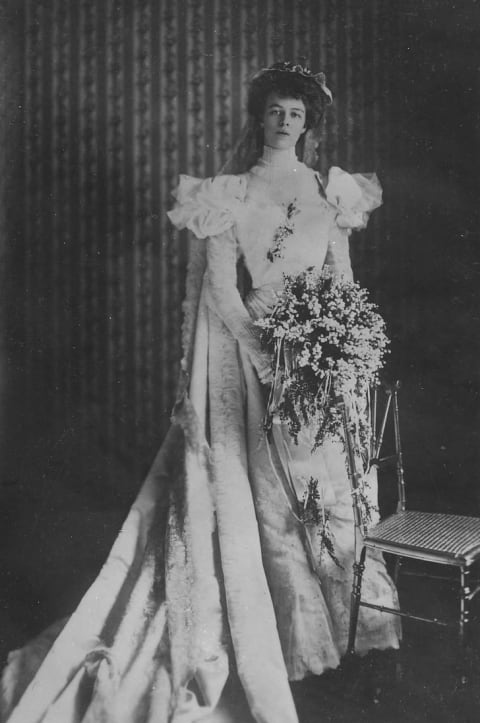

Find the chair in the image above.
[{"left": 341, "top": 381, "right": 480, "bottom": 657}]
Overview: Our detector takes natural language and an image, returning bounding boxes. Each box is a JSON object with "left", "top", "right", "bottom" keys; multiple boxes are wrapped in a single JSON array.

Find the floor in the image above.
[
  {"left": 290, "top": 564, "right": 480, "bottom": 723},
  {"left": 292, "top": 632, "right": 480, "bottom": 723},
  {"left": 0, "top": 442, "right": 479, "bottom": 722}
]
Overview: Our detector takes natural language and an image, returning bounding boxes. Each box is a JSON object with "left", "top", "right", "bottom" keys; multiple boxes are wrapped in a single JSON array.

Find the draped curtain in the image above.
[{"left": 2, "top": 0, "right": 479, "bottom": 507}]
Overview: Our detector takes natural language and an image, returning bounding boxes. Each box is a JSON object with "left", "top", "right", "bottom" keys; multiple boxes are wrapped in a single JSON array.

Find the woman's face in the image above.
[{"left": 262, "top": 93, "right": 306, "bottom": 150}]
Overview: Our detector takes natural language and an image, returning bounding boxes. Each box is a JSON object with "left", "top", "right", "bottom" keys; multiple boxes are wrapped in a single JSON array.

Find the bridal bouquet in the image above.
[{"left": 255, "top": 267, "right": 389, "bottom": 453}]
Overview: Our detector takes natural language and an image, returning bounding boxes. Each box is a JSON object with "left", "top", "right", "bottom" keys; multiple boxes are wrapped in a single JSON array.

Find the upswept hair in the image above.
[{"left": 247, "top": 71, "right": 330, "bottom": 131}]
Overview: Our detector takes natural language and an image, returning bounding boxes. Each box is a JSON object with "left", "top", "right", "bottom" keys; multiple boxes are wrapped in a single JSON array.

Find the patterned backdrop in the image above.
[{"left": 2, "top": 0, "right": 480, "bottom": 501}]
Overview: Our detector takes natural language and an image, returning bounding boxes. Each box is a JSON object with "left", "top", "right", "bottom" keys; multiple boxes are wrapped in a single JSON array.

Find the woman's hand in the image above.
[{"left": 257, "top": 363, "right": 273, "bottom": 386}]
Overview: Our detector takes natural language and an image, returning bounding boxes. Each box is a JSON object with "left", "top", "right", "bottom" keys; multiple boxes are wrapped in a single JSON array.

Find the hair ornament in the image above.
[{"left": 251, "top": 61, "right": 333, "bottom": 105}]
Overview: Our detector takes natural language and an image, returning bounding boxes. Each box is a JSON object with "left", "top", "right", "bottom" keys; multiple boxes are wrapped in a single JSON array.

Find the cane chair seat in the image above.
[
  {"left": 342, "top": 382, "right": 480, "bottom": 657},
  {"left": 365, "top": 510, "right": 480, "bottom": 566}
]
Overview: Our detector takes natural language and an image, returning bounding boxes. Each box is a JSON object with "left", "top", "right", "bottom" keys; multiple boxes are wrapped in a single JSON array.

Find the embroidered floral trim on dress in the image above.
[
  {"left": 267, "top": 199, "right": 299, "bottom": 262},
  {"left": 300, "top": 477, "right": 342, "bottom": 568}
]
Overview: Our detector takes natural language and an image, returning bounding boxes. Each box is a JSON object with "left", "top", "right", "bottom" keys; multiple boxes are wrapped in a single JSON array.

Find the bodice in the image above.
[
  {"left": 166, "top": 158, "right": 383, "bottom": 383},
  {"left": 237, "top": 183, "right": 336, "bottom": 292}
]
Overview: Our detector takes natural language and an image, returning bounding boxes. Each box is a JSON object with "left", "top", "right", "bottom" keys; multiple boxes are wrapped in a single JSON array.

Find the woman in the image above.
[{"left": 2, "top": 63, "right": 400, "bottom": 723}]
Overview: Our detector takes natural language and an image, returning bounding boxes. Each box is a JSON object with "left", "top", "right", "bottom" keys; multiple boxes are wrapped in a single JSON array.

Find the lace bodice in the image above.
[{"left": 167, "top": 149, "right": 382, "bottom": 382}]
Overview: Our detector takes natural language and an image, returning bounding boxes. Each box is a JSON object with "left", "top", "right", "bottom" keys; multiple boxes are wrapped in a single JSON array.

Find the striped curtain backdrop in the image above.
[{"left": 3, "top": 0, "right": 479, "bottom": 499}]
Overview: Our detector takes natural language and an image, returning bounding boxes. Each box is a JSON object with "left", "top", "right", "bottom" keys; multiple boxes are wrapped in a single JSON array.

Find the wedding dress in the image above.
[{"left": 1, "top": 146, "right": 400, "bottom": 723}]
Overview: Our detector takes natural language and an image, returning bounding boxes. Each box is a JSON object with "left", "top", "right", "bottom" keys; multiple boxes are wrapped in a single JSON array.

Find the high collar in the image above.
[
  {"left": 246, "top": 145, "right": 312, "bottom": 205},
  {"left": 258, "top": 145, "right": 300, "bottom": 170}
]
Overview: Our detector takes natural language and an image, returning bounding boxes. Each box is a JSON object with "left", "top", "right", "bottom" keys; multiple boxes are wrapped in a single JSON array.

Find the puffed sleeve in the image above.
[
  {"left": 206, "top": 228, "right": 272, "bottom": 383},
  {"left": 325, "top": 166, "right": 382, "bottom": 231},
  {"left": 323, "top": 166, "right": 382, "bottom": 280},
  {"left": 167, "top": 172, "right": 271, "bottom": 383},
  {"left": 167, "top": 174, "right": 247, "bottom": 239}
]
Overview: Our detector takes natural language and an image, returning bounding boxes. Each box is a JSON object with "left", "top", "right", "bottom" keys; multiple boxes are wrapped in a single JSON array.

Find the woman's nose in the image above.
[{"left": 279, "top": 114, "right": 289, "bottom": 126}]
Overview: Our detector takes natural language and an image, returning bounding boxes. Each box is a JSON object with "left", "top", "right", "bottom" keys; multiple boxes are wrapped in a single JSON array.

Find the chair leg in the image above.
[
  {"left": 393, "top": 555, "right": 403, "bottom": 585},
  {"left": 458, "top": 567, "right": 472, "bottom": 686},
  {"left": 458, "top": 566, "right": 472, "bottom": 685},
  {"left": 459, "top": 566, "right": 471, "bottom": 645},
  {"left": 348, "top": 546, "right": 367, "bottom": 655}
]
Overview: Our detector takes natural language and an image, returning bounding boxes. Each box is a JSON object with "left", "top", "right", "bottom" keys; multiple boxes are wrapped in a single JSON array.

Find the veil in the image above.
[{"left": 2, "top": 68, "right": 389, "bottom": 723}]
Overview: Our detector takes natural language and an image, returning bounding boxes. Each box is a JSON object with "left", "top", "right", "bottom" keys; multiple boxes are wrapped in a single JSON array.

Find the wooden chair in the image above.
[{"left": 341, "top": 382, "right": 480, "bottom": 657}]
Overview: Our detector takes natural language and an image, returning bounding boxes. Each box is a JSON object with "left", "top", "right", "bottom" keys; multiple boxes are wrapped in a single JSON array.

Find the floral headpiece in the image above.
[{"left": 251, "top": 61, "right": 333, "bottom": 105}]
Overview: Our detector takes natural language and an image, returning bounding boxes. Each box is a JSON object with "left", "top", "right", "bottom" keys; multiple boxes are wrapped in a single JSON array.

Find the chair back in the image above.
[{"left": 341, "top": 381, "right": 406, "bottom": 536}]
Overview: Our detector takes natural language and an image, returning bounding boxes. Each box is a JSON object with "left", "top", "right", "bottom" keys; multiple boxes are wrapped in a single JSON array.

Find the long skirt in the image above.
[{"left": 1, "top": 286, "right": 400, "bottom": 723}]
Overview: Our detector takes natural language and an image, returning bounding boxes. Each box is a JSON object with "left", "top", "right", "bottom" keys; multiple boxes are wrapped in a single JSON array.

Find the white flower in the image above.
[{"left": 256, "top": 267, "right": 389, "bottom": 450}]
